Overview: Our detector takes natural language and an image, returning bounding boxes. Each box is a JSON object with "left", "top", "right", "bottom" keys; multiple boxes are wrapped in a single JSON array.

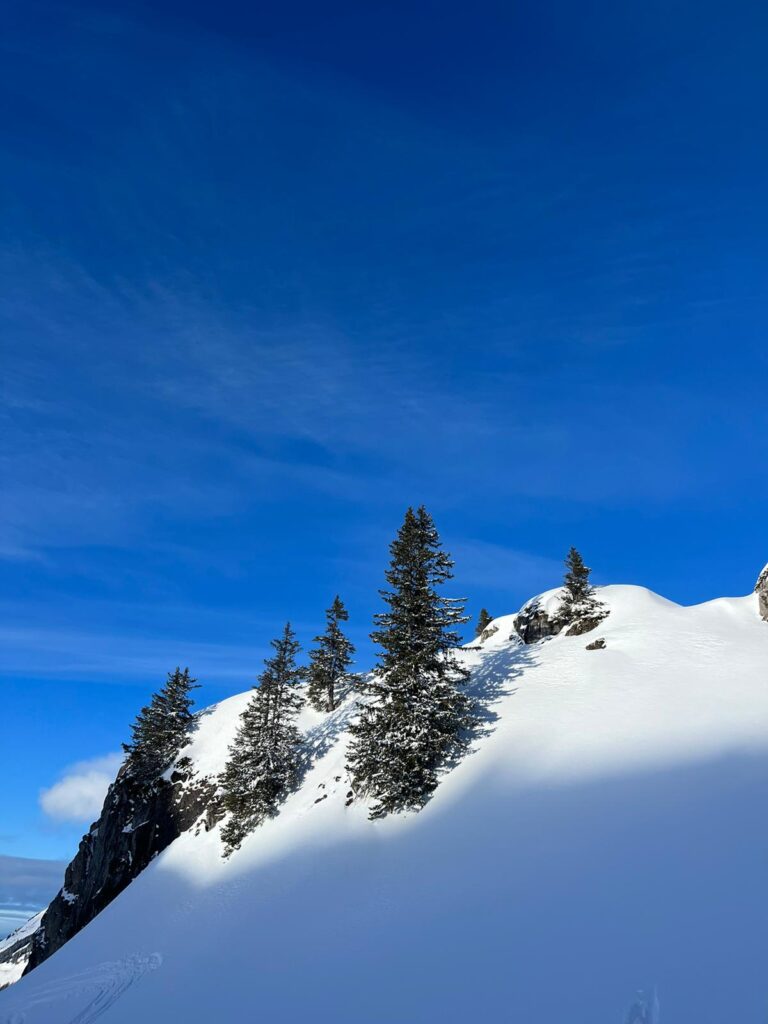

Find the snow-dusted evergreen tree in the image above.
[
  {"left": 561, "top": 547, "right": 604, "bottom": 620},
  {"left": 347, "top": 506, "right": 473, "bottom": 819},
  {"left": 475, "top": 608, "right": 493, "bottom": 636},
  {"left": 122, "top": 667, "right": 199, "bottom": 783},
  {"left": 220, "top": 624, "right": 304, "bottom": 855},
  {"left": 306, "top": 596, "right": 355, "bottom": 712}
]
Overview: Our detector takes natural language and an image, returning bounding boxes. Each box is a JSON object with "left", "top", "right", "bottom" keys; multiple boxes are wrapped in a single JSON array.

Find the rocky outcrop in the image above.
[
  {"left": 585, "top": 638, "right": 606, "bottom": 650},
  {"left": 565, "top": 611, "right": 608, "bottom": 637},
  {"left": 25, "top": 763, "right": 220, "bottom": 975},
  {"left": 514, "top": 590, "right": 608, "bottom": 644},
  {"left": 755, "top": 564, "right": 768, "bottom": 621},
  {"left": 514, "top": 596, "right": 568, "bottom": 644}
]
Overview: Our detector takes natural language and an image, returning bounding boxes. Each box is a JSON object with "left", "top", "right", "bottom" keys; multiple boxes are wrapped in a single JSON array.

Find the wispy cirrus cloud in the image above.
[
  {"left": 451, "top": 540, "right": 563, "bottom": 596},
  {"left": 0, "top": 261, "right": 500, "bottom": 563},
  {"left": 0, "top": 622, "right": 273, "bottom": 684}
]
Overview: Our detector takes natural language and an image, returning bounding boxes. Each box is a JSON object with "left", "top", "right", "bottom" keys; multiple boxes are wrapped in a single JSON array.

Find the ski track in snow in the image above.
[{"left": 1, "top": 954, "right": 162, "bottom": 1024}]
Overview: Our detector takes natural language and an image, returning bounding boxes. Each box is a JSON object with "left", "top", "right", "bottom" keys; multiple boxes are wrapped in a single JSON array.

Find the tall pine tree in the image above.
[
  {"left": 122, "top": 667, "right": 199, "bottom": 782},
  {"left": 347, "top": 506, "right": 473, "bottom": 819},
  {"left": 561, "top": 547, "right": 604, "bottom": 620},
  {"left": 220, "top": 624, "right": 304, "bottom": 854},
  {"left": 307, "top": 596, "right": 355, "bottom": 712}
]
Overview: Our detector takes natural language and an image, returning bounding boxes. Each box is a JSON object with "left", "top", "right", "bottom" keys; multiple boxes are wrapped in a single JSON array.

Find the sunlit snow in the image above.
[{"left": 3, "top": 584, "right": 768, "bottom": 1022}]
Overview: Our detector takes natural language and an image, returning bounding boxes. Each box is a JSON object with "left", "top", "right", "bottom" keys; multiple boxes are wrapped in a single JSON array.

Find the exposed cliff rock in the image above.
[
  {"left": 25, "top": 762, "right": 220, "bottom": 975},
  {"left": 755, "top": 564, "right": 768, "bottom": 621}
]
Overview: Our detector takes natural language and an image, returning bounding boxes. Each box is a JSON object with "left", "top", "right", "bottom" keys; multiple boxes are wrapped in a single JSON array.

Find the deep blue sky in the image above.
[{"left": 2, "top": 0, "right": 768, "bottom": 865}]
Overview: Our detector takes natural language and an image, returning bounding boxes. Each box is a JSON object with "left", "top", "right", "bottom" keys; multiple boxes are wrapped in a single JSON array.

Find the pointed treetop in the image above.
[
  {"left": 561, "top": 547, "right": 606, "bottom": 626},
  {"left": 475, "top": 608, "right": 494, "bottom": 636},
  {"left": 122, "top": 666, "right": 199, "bottom": 783},
  {"left": 307, "top": 596, "right": 355, "bottom": 713}
]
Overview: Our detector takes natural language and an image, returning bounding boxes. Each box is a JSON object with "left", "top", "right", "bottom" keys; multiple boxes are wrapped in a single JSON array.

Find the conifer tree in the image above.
[
  {"left": 123, "top": 667, "right": 199, "bottom": 782},
  {"left": 347, "top": 506, "right": 473, "bottom": 819},
  {"left": 220, "top": 624, "right": 304, "bottom": 854},
  {"left": 307, "top": 596, "right": 355, "bottom": 712},
  {"left": 561, "top": 547, "right": 604, "bottom": 619},
  {"left": 475, "top": 608, "right": 494, "bottom": 636}
]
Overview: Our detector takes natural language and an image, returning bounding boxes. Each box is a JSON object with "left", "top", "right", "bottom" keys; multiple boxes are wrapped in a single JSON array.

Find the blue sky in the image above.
[{"left": 2, "top": 0, "right": 768, "bottom": 876}]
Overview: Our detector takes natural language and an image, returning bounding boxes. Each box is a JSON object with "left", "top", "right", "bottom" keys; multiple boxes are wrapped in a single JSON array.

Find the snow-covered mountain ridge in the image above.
[{"left": 3, "top": 579, "right": 768, "bottom": 1022}]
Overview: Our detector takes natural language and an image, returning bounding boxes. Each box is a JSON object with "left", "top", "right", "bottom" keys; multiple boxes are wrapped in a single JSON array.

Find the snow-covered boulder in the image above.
[
  {"left": 563, "top": 605, "right": 609, "bottom": 637},
  {"left": 513, "top": 588, "right": 568, "bottom": 643},
  {"left": 755, "top": 563, "right": 768, "bottom": 621},
  {"left": 585, "top": 637, "right": 606, "bottom": 650},
  {"left": 512, "top": 586, "right": 607, "bottom": 642}
]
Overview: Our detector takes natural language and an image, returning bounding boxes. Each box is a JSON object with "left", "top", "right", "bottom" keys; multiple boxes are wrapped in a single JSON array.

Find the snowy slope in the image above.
[
  {"left": 3, "top": 585, "right": 768, "bottom": 1023},
  {"left": 0, "top": 912, "right": 43, "bottom": 990}
]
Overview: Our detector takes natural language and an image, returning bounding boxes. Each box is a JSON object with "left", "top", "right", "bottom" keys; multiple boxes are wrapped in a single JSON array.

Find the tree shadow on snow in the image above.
[
  {"left": 296, "top": 694, "right": 360, "bottom": 779},
  {"left": 464, "top": 640, "right": 539, "bottom": 740},
  {"left": 435, "top": 640, "right": 541, "bottom": 793}
]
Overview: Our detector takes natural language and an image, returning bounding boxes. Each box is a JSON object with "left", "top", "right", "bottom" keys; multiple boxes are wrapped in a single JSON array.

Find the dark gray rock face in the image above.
[
  {"left": 513, "top": 598, "right": 568, "bottom": 644},
  {"left": 25, "top": 764, "right": 220, "bottom": 975},
  {"left": 514, "top": 592, "right": 608, "bottom": 644},
  {"left": 585, "top": 637, "right": 606, "bottom": 650},
  {"left": 755, "top": 564, "right": 768, "bottom": 621}
]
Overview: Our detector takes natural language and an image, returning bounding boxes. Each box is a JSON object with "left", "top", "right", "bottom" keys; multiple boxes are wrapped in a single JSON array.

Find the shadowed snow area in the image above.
[{"left": 3, "top": 585, "right": 768, "bottom": 1022}]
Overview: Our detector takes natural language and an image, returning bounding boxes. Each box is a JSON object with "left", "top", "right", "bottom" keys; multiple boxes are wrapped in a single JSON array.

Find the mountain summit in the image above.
[{"left": 2, "top": 577, "right": 768, "bottom": 1021}]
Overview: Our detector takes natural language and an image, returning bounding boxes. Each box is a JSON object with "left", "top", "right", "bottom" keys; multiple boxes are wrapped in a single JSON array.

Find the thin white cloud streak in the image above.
[
  {"left": 2, "top": 245, "right": 725, "bottom": 569},
  {"left": 146, "top": 299, "right": 501, "bottom": 465},
  {"left": 0, "top": 623, "right": 271, "bottom": 682},
  {"left": 450, "top": 540, "right": 563, "bottom": 595},
  {"left": 39, "top": 754, "right": 123, "bottom": 824},
  {"left": 0, "top": 269, "right": 502, "bottom": 561}
]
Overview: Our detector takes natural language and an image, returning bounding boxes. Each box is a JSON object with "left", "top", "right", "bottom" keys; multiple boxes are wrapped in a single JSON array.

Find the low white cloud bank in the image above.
[
  {"left": 0, "top": 855, "right": 66, "bottom": 938},
  {"left": 39, "top": 753, "right": 123, "bottom": 823}
]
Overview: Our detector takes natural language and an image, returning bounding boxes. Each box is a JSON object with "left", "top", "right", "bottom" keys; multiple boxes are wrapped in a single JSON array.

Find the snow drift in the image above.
[{"left": 2, "top": 584, "right": 768, "bottom": 1023}]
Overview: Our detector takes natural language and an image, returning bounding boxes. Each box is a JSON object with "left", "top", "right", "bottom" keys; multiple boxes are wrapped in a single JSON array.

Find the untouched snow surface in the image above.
[{"left": 3, "top": 585, "right": 768, "bottom": 1022}]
